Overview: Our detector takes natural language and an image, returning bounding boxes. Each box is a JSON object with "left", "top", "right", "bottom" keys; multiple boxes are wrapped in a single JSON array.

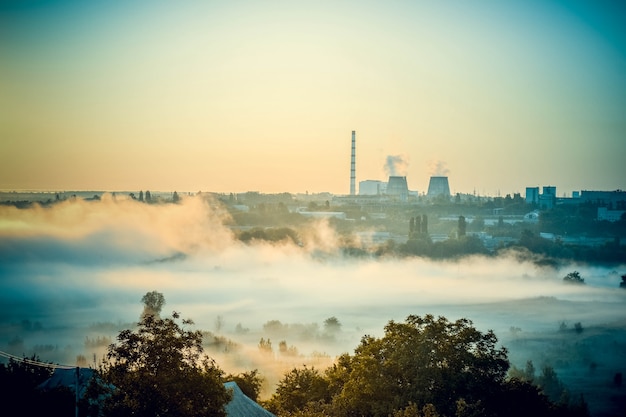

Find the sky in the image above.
[{"left": 1, "top": 0, "right": 625, "bottom": 196}]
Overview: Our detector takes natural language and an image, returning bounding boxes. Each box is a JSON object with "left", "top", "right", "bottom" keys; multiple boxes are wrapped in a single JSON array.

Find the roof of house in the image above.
[
  {"left": 224, "top": 381, "right": 276, "bottom": 417},
  {"left": 38, "top": 368, "right": 276, "bottom": 417}
]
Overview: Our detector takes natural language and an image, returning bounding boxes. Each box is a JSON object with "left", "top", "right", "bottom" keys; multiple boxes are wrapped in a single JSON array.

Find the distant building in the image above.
[
  {"left": 539, "top": 186, "right": 556, "bottom": 209},
  {"left": 359, "top": 180, "right": 386, "bottom": 196},
  {"left": 597, "top": 207, "right": 626, "bottom": 222},
  {"left": 295, "top": 208, "right": 347, "bottom": 219},
  {"left": 427, "top": 176, "right": 451, "bottom": 198},
  {"left": 580, "top": 190, "right": 626, "bottom": 209},
  {"left": 525, "top": 187, "right": 539, "bottom": 205},
  {"left": 386, "top": 176, "right": 409, "bottom": 202}
]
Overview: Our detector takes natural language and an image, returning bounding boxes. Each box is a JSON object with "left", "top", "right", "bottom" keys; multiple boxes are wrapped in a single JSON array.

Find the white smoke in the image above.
[
  {"left": 428, "top": 159, "right": 450, "bottom": 177},
  {"left": 384, "top": 155, "right": 409, "bottom": 177}
]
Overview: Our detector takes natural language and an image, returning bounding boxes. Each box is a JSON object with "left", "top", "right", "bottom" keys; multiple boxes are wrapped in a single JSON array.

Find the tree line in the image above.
[{"left": 0, "top": 292, "right": 592, "bottom": 417}]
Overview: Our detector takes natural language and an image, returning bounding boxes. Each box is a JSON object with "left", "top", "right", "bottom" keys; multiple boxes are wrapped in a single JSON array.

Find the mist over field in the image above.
[{"left": 1, "top": 195, "right": 625, "bottom": 414}]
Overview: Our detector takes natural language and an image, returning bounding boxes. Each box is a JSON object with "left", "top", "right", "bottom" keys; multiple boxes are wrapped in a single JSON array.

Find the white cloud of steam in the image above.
[
  {"left": 384, "top": 155, "right": 409, "bottom": 177},
  {"left": 1, "top": 198, "right": 625, "bottom": 407},
  {"left": 428, "top": 159, "right": 450, "bottom": 177}
]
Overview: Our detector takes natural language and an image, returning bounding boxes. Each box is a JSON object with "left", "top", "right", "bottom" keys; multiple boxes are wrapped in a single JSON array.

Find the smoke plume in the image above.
[
  {"left": 428, "top": 159, "right": 450, "bottom": 177},
  {"left": 384, "top": 155, "right": 409, "bottom": 177}
]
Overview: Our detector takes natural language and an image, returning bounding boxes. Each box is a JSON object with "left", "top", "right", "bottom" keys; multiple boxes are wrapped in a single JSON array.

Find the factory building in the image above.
[{"left": 359, "top": 180, "right": 387, "bottom": 196}]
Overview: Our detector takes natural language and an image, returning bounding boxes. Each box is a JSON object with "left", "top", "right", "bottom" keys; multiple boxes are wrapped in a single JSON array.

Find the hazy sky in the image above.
[{"left": 1, "top": 0, "right": 625, "bottom": 195}]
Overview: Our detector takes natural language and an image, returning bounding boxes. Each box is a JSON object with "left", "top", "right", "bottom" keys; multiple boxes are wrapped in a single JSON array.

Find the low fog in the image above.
[{"left": 1, "top": 195, "right": 624, "bottom": 414}]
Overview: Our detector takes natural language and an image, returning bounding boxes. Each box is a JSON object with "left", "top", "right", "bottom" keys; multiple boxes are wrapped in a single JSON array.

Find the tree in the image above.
[
  {"left": 225, "top": 369, "right": 264, "bottom": 402},
  {"left": 141, "top": 290, "right": 165, "bottom": 318},
  {"left": 458, "top": 215, "right": 467, "bottom": 237},
  {"left": 563, "top": 271, "right": 585, "bottom": 285},
  {"left": 258, "top": 337, "right": 273, "bottom": 354},
  {"left": 91, "top": 311, "right": 230, "bottom": 417},
  {"left": 138, "top": 190, "right": 144, "bottom": 202},
  {"left": 324, "top": 316, "right": 342, "bottom": 334},
  {"left": 145, "top": 190, "right": 152, "bottom": 203},
  {"left": 414, "top": 216, "right": 421, "bottom": 236},
  {"left": 172, "top": 191, "right": 180, "bottom": 203},
  {"left": 266, "top": 366, "right": 330, "bottom": 415},
  {"left": 331, "top": 315, "right": 509, "bottom": 417}
]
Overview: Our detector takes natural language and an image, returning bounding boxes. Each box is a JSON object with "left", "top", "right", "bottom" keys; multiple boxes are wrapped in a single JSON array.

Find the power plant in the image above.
[
  {"left": 427, "top": 176, "right": 451, "bottom": 198},
  {"left": 347, "top": 131, "right": 451, "bottom": 201},
  {"left": 386, "top": 176, "right": 409, "bottom": 202}
]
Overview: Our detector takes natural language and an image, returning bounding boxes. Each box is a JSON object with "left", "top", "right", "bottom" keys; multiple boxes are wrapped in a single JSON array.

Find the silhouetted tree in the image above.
[
  {"left": 145, "top": 190, "right": 152, "bottom": 203},
  {"left": 172, "top": 191, "right": 180, "bottom": 203},
  {"left": 141, "top": 290, "right": 165, "bottom": 318},
  {"left": 89, "top": 311, "right": 230, "bottom": 417},
  {"left": 330, "top": 315, "right": 509, "bottom": 417},
  {"left": 563, "top": 271, "right": 585, "bottom": 285},
  {"left": 324, "top": 316, "right": 342, "bottom": 333},
  {"left": 458, "top": 215, "right": 467, "bottom": 237},
  {"left": 258, "top": 338, "right": 273, "bottom": 354},
  {"left": 225, "top": 369, "right": 264, "bottom": 402},
  {"left": 138, "top": 190, "right": 144, "bottom": 202},
  {"left": 266, "top": 366, "right": 330, "bottom": 415}
]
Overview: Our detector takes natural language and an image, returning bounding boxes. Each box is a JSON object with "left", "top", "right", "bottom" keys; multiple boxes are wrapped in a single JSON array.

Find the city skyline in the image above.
[{"left": 1, "top": 1, "right": 625, "bottom": 196}]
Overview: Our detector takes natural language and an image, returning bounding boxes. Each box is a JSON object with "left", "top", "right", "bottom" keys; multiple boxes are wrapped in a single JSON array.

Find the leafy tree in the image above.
[
  {"left": 141, "top": 290, "right": 166, "bottom": 318},
  {"left": 458, "top": 215, "right": 467, "bottom": 237},
  {"left": 90, "top": 311, "right": 230, "bottom": 417},
  {"left": 266, "top": 366, "right": 330, "bottom": 415},
  {"left": 259, "top": 337, "right": 273, "bottom": 354},
  {"left": 226, "top": 369, "right": 264, "bottom": 402},
  {"left": 138, "top": 190, "right": 144, "bottom": 202},
  {"left": 332, "top": 315, "right": 509, "bottom": 417},
  {"left": 145, "top": 190, "right": 152, "bottom": 203},
  {"left": 323, "top": 316, "right": 342, "bottom": 334},
  {"left": 172, "top": 191, "right": 180, "bottom": 203},
  {"left": 563, "top": 271, "right": 585, "bottom": 285}
]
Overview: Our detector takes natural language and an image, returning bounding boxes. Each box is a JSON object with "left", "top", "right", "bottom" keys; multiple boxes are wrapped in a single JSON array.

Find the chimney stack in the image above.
[{"left": 350, "top": 130, "right": 356, "bottom": 196}]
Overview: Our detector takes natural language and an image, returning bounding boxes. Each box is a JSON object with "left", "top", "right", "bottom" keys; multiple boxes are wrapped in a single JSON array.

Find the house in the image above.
[{"left": 38, "top": 368, "right": 276, "bottom": 417}]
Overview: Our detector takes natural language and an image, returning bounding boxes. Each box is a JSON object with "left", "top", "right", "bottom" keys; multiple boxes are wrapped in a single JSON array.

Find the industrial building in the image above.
[
  {"left": 386, "top": 176, "right": 409, "bottom": 202},
  {"left": 345, "top": 131, "right": 414, "bottom": 203},
  {"left": 427, "top": 176, "right": 451, "bottom": 198},
  {"left": 359, "top": 180, "right": 387, "bottom": 196}
]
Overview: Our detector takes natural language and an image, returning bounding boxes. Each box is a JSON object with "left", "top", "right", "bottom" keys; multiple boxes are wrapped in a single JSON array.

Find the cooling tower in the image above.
[
  {"left": 387, "top": 176, "right": 409, "bottom": 202},
  {"left": 427, "top": 176, "right": 450, "bottom": 197}
]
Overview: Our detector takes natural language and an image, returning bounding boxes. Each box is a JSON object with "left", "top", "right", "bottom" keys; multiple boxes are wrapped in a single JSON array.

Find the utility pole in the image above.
[{"left": 76, "top": 367, "right": 80, "bottom": 417}]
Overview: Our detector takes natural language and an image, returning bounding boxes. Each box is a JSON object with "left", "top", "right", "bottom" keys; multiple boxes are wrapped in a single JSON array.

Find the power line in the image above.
[
  {"left": 0, "top": 349, "right": 80, "bottom": 417},
  {"left": 0, "top": 349, "right": 74, "bottom": 370}
]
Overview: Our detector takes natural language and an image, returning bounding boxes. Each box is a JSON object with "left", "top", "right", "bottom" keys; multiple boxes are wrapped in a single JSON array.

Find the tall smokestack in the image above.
[{"left": 350, "top": 130, "right": 356, "bottom": 196}]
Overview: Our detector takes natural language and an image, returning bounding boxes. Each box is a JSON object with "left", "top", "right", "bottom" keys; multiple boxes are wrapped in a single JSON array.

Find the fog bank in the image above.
[{"left": 1, "top": 197, "right": 624, "bottom": 412}]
